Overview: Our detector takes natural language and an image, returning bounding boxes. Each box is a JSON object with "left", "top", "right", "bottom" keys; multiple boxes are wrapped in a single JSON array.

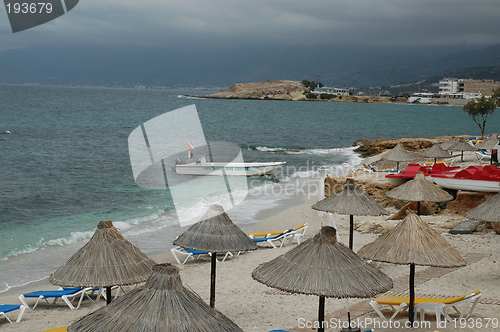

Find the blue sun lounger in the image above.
[
  {"left": 249, "top": 229, "right": 293, "bottom": 248},
  {"left": 19, "top": 287, "right": 92, "bottom": 310},
  {"left": 0, "top": 304, "right": 25, "bottom": 323},
  {"left": 171, "top": 246, "right": 233, "bottom": 264}
]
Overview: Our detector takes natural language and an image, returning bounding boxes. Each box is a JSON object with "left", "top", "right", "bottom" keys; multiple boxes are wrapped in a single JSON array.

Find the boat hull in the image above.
[
  {"left": 431, "top": 176, "right": 500, "bottom": 192},
  {"left": 175, "top": 162, "right": 285, "bottom": 176}
]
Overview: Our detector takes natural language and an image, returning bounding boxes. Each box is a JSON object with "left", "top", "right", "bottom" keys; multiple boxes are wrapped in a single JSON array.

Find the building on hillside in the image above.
[
  {"left": 439, "top": 78, "right": 500, "bottom": 98},
  {"left": 313, "top": 86, "right": 350, "bottom": 96}
]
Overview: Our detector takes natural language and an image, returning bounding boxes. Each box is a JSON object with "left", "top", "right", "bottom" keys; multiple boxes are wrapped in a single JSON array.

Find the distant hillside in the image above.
[
  {"left": 342, "top": 44, "right": 500, "bottom": 89},
  {"left": 393, "top": 66, "right": 500, "bottom": 95},
  {"left": 439, "top": 66, "right": 500, "bottom": 81},
  {"left": 0, "top": 43, "right": 499, "bottom": 88}
]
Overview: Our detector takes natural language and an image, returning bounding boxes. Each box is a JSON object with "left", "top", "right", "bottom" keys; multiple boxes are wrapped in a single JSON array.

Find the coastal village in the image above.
[{"left": 204, "top": 78, "right": 500, "bottom": 106}]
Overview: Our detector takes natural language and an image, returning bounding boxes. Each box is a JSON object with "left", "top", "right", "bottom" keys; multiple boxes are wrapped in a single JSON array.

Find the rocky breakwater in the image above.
[
  {"left": 352, "top": 135, "right": 472, "bottom": 158},
  {"left": 204, "top": 80, "right": 308, "bottom": 101}
]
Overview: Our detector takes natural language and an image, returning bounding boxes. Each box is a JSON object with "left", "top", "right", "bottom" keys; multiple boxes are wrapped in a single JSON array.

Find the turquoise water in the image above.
[{"left": 0, "top": 84, "right": 498, "bottom": 292}]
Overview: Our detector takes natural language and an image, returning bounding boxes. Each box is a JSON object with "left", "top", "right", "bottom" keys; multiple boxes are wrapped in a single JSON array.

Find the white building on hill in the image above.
[
  {"left": 313, "top": 86, "right": 349, "bottom": 95},
  {"left": 439, "top": 78, "right": 500, "bottom": 99}
]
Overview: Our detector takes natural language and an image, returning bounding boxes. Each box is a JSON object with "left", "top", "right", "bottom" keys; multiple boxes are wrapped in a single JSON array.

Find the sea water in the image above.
[{"left": 1, "top": 84, "right": 498, "bottom": 293}]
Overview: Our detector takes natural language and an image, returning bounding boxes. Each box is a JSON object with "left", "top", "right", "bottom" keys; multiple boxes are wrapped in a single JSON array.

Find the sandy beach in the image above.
[{"left": 1, "top": 150, "right": 499, "bottom": 332}]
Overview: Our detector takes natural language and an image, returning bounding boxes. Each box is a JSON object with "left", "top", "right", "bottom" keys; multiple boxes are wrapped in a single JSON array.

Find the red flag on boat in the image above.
[{"left": 187, "top": 142, "right": 194, "bottom": 159}]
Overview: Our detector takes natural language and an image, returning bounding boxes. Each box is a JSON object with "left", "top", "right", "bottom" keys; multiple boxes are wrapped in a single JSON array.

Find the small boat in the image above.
[
  {"left": 175, "top": 156, "right": 286, "bottom": 176},
  {"left": 385, "top": 163, "right": 431, "bottom": 186},
  {"left": 407, "top": 93, "right": 433, "bottom": 104},
  {"left": 431, "top": 165, "right": 500, "bottom": 192},
  {"left": 385, "top": 163, "right": 460, "bottom": 186}
]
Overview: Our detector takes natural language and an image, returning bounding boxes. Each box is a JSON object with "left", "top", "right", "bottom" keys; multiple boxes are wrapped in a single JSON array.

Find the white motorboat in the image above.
[
  {"left": 175, "top": 157, "right": 285, "bottom": 176},
  {"left": 407, "top": 93, "right": 433, "bottom": 104},
  {"left": 430, "top": 165, "right": 500, "bottom": 192}
]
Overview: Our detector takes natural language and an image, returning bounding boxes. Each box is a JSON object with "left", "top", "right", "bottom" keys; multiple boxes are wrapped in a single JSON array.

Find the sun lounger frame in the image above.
[
  {"left": 370, "top": 290, "right": 482, "bottom": 324},
  {"left": 0, "top": 304, "right": 26, "bottom": 323},
  {"left": 19, "top": 287, "right": 94, "bottom": 310}
]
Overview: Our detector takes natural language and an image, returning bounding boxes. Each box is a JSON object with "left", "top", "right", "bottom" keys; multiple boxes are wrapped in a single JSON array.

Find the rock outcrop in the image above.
[
  {"left": 204, "top": 80, "right": 308, "bottom": 101},
  {"left": 353, "top": 135, "right": 472, "bottom": 158}
]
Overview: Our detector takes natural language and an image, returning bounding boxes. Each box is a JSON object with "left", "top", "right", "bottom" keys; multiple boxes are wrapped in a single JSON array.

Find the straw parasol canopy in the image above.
[
  {"left": 465, "top": 192, "right": 500, "bottom": 222},
  {"left": 173, "top": 204, "right": 257, "bottom": 307},
  {"left": 253, "top": 226, "right": 393, "bottom": 332},
  {"left": 385, "top": 172, "right": 453, "bottom": 214},
  {"left": 311, "top": 178, "right": 388, "bottom": 249},
  {"left": 420, "top": 144, "right": 452, "bottom": 163},
  {"left": 68, "top": 263, "right": 243, "bottom": 332},
  {"left": 173, "top": 204, "right": 257, "bottom": 253},
  {"left": 382, "top": 142, "right": 420, "bottom": 171},
  {"left": 358, "top": 210, "right": 465, "bottom": 325},
  {"left": 474, "top": 134, "right": 499, "bottom": 150},
  {"left": 439, "top": 137, "right": 459, "bottom": 150},
  {"left": 50, "top": 221, "right": 156, "bottom": 303},
  {"left": 448, "top": 139, "right": 477, "bottom": 161}
]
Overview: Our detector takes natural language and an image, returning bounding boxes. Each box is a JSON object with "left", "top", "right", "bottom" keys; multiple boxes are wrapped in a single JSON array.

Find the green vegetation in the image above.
[
  {"left": 492, "top": 87, "right": 500, "bottom": 106},
  {"left": 319, "top": 93, "right": 335, "bottom": 100},
  {"left": 463, "top": 89, "right": 500, "bottom": 139},
  {"left": 302, "top": 79, "right": 323, "bottom": 90}
]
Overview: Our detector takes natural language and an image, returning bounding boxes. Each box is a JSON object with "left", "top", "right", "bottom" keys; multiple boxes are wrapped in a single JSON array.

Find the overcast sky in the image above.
[{"left": 1, "top": 0, "right": 500, "bottom": 52}]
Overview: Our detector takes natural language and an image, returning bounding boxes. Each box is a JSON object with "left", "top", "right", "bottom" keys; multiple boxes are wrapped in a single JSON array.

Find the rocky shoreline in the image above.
[
  {"left": 201, "top": 80, "right": 468, "bottom": 105},
  {"left": 324, "top": 135, "right": 500, "bottom": 234},
  {"left": 352, "top": 135, "right": 473, "bottom": 158}
]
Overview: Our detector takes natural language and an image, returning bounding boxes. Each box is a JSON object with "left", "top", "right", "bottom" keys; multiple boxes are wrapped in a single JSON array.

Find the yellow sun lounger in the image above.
[
  {"left": 370, "top": 290, "right": 481, "bottom": 323},
  {"left": 362, "top": 164, "right": 397, "bottom": 173},
  {"left": 423, "top": 157, "right": 457, "bottom": 166},
  {"left": 248, "top": 223, "right": 307, "bottom": 238},
  {"left": 248, "top": 223, "right": 308, "bottom": 246}
]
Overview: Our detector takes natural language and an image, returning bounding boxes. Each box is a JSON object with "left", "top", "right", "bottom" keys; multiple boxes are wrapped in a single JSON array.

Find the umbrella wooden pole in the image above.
[
  {"left": 341, "top": 298, "right": 361, "bottom": 332},
  {"left": 409, "top": 264, "right": 416, "bottom": 326},
  {"left": 106, "top": 286, "right": 112, "bottom": 305},
  {"left": 318, "top": 295, "right": 325, "bottom": 332},
  {"left": 210, "top": 253, "right": 217, "bottom": 308},
  {"left": 416, "top": 201, "right": 421, "bottom": 215},
  {"left": 346, "top": 298, "right": 352, "bottom": 330},
  {"left": 349, "top": 215, "right": 354, "bottom": 250}
]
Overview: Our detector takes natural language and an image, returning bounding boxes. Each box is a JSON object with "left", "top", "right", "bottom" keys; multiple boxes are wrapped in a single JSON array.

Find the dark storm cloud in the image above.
[{"left": 1, "top": 0, "right": 499, "bottom": 50}]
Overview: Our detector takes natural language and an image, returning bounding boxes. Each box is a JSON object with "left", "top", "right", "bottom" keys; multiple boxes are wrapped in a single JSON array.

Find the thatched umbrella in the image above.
[
  {"left": 253, "top": 226, "right": 393, "bottom": 332},
  {"left": 420, "top": 144, "right": 452, "bottom": 164},
  {"left": 448, "top": 139, "right": 476, "bottom": 162},
  {"left": 68, "top": 263, "right": 243, "bottom": 332},
  {"left": 382, "top": 142, "right": 420, "bottom": 171},
  {"left": 385, "top": 172, "right": 453, "bottom": 214},
  {"left": 439, "top": 137, "right": 459, "bottom": 150},
  {"left": 311, "top": 178, "right": 388, "bottom": 249},
  {"left": 173, "top": 204, "right": 257, "bottom": 308},
  {"left": 358, "top": 210, "right": 465, "bottom": 325},
  {"left": 50, "top": 221, "right": 156, "bottom": 304},
  {"left": 465, "top": 192, "right": 500, "bottom": 224},
  {"left": 474, "top": 134, "right": 498, "bottom": 150},
  {"left": 475, "top": 134, "right": 499, "bottom": 164}
]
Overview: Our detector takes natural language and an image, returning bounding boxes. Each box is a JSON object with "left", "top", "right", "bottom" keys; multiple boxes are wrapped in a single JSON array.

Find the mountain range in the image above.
[{"left": 0, "top": 43, "right": 499, "bottom": 88}]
